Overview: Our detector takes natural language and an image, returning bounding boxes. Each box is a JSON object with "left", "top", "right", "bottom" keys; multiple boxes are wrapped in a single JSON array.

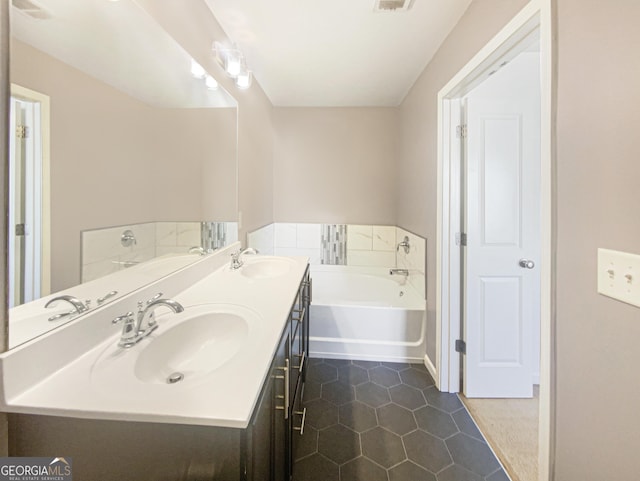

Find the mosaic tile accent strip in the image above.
[{"left": 321, "top": 224, "right": 348, "bottom": 265}]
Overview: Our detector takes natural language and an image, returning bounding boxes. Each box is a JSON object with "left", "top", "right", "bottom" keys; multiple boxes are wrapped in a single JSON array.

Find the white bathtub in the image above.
[{"left": 309, "top": 265, "right": 426, "bottom": 363}]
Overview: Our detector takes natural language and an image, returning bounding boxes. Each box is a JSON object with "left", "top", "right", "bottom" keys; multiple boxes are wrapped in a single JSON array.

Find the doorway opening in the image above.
[
  {"left": 9, "top": 84, "right": 50, "bottom": 307},
  {"left": 435, "top": 1, "right": 553, "bottom": 480}
]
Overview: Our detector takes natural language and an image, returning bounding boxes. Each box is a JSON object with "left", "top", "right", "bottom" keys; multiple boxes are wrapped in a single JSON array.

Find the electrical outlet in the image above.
[{"left": 597, "top": 248, "right": 640, "bottom": 308}]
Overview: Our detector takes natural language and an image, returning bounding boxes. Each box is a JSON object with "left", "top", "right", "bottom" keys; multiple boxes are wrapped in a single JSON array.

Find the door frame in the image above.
[
  {"left": 10, "top": 84, "right": 51, "bottom": 299},
  {"left": 435, "top": 1, "right": 553, "bottom": 480}
]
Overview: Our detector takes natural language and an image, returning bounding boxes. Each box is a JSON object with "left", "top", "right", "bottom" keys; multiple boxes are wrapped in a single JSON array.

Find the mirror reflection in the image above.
[{"left": 8, "top": 0, "right": 238, "bottom": 349}]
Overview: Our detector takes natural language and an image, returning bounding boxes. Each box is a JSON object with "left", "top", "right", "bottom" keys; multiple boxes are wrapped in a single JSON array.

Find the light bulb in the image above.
[
  {"left": 236, "top": 69, "right": 252, "bottom": 90},
  {"left": 225, "top": 55, "right": 242, "bottom": 78},
  {"left": 205, "top": 75, "right": 219, "bottom": 90},
  {"left": 190, "top": 59, "right": 206, "bottom": 79}
]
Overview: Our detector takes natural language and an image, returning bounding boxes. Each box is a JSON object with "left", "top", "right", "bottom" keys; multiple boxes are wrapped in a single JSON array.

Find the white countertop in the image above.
[{"left": 0, "top": 245, "right": 309, "bottom": 429}]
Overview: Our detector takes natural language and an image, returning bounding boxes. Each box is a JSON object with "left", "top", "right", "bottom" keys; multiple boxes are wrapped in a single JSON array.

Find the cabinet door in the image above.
[
  {"left": 247, "top": 375, "right": 273, "bottom": 481},
  {"left": 273, "top": 331, "right": 290, "bottom": 481}
]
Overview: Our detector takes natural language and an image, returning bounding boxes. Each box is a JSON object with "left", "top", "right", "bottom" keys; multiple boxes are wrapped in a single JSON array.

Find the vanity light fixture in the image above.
[{"left": 213, "top": 41, "right": 253, "bottom": 90}]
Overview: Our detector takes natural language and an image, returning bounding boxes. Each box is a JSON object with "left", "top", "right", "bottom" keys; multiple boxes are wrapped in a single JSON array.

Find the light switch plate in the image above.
[{"left": 597, "top": 248, "right": 640, "bottom": 308}]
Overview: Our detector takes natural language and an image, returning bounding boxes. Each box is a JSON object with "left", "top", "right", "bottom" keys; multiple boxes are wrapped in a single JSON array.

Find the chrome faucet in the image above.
[
  {"left": 230, "top": 247, "right": 259, "bottom": 270},
  {"left": 188, "top": 246, "right": 212, "bottom": 256},
  {"left": 397, "top": 236, "right": 411, "bottom": 254},
  {"left": 45, "top": 295, "right": 88, "bottom": 322},
  {"left": 389, "top": 268, "right": 409, "bottom": 277},
  {"left": 112, "top": 294, "right": 184, "bottom": 348}
]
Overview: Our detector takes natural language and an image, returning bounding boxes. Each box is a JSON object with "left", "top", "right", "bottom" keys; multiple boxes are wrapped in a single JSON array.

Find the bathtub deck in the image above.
[{"left": 292, "top": 358, "right": 510, "bottom": 481}]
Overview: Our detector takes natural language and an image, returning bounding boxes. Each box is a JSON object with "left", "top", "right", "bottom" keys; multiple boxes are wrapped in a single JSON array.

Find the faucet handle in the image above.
[
  {"left": 112, "top": 312, "right": 134, "bottom": 324},
  {"left": 146, "top": 293, "right": 163, "bottom": 305}
]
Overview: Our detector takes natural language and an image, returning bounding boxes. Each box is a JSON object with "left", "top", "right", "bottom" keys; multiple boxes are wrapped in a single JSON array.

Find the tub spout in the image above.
[{"left": 389, "top": 268, "right": 409, "bottom": 277}]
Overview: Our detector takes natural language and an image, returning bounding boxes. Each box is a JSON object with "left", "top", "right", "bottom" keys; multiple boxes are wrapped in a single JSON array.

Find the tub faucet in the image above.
[
  {"left": 230, "top": 247, "right": 259, "bottom": 270},
  {"left": 45, "top": 295, "right": 88, "bottom": 322},
  {"left": 389, "top": 268, "right": 409, "bottom": 277},
  {"left": 189, "top": 246, "right": 212, "bottom": 256},
  {"left": 397, "top": 236, "right": 410, "bottom": 254}
]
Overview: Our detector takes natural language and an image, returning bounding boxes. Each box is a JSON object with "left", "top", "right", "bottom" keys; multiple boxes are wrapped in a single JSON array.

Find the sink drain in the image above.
[{"left": 167, "top": 372, "right": 184, "bottom": 384}]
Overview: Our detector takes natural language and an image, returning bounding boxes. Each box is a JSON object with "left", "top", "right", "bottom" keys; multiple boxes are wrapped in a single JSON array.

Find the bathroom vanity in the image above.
[{"left": 1, "top": 244, "right": 311, "bottom": 481}]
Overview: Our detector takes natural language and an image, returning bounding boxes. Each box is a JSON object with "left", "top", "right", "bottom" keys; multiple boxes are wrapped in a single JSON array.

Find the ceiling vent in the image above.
[
  {"left": 373, "top": 0, "right": 413, "bottom": 12},
  {"left": 11, "top": 0, "right": 52, "bottom": 20}
]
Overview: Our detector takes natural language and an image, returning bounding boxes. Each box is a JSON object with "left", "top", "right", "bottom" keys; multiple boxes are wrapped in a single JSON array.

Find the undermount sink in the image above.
[
  {"left": 91, "top": 304, "right": 262, "bottom": 390},
  {"left": 240, "top": 257, "right": 295, "bottom": 279},
  {"left": 135, "top": 308, "right": 249, "bottom": 384}
]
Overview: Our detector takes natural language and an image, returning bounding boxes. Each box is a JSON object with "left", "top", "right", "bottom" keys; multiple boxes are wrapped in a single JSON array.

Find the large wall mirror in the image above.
[{"left": 8, "top": 0, "right": 238, "bottom": 349}]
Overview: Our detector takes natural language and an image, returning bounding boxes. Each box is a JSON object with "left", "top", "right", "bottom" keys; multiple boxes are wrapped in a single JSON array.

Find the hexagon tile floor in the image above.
[{"left": 292, "top": 358, "right": 510, "bottom": 481}]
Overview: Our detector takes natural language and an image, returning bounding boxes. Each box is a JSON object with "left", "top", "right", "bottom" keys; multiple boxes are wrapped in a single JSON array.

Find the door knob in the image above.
[{"left": 519, "top": 259, "right": 535, "bottom": 269}]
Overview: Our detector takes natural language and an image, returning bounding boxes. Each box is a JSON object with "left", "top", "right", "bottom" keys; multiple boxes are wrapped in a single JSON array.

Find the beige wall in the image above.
[
  {"left": 136, "top": 0, "right": 275, "bottom": 242},
  {"left": 12, "top": 40, "right": 158, "bottom": 291},
  {"left": 273, "top": 107, "right": 399, "bottom": 225},
  {"left": 11, "top": 41, "right": 237, "bottom": 291},
  {"left": 398, "top": 0, "right": 530, "bottom": 361},
  {"left": 554, "top": 0, "right": 640, "bottom": 478}
]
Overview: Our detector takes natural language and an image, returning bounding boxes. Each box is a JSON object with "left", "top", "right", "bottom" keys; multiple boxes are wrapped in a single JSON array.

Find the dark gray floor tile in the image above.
[
  {"left": 292, "top": 453, "right": 339, "bottom": 481},
  {"left": 340, "top": 456, "right": 387, "bottom": 481},
  {"left": 369, "top": 365, "right": 402, "bottom": 387},
  {"left": 307, "top": 357, "right": 324, "bottom": 367},
  {"left": 381, "top": 361, "right": 412, "bottom": 371},
  {"left": 409, "top": 363, "right": 429, "bottom": 372},
  {"left": 361, "top": 427, "right": 406, "bottom": 468},
  {"left": 423, "top": 387, "right": 463, "bottom": 413},
  {"left": 452, "top": 409, "right": 484, "bottom": 442},
  {"left": 294, "top": 426, "right": 318, "bottom": 461},
  {"left": 323, "top": 358, "right": 352, "bottom": 367},
  {"left": 437, "top": 464, "right": 483, "bottom": 481},
  {"left": 389, "top": 384, "right": 427, "bottom": 410},
  {"left": 307, "top": 363, "right": 338, "bottom": 383},
  {"left": 356, "top": 382, "right": 391, "bottom": 408},
  {"left": 321, "top": 380, "right": 355, "bottom": 405},
  {"left": 303, "top": 380, "right": 322, "bottom": 402},
  {"left": 400, "top": 368, "right": 435, "bottom": 389},
  {"left": 486, "top": 468, "right": 510, "bottom": 481},
  {"left": 377, "top": 403, "right": 417, "bottom": 435},
  {"left": 403, "top": 430, "right": 453, "bottom": 473},
  {"left": 338, "top": 364, "right": 369, "bottom": 385},
  {"left": 318, "top": 424, "right": 360, "bottom": 464},
  {"left": 352, "top": 360, "right": 381, "bottom": 369},
  {"left": 304, "top": 398, "right": 339, "bottom": 429},
  {"left": 446, "top": 433, "right": 500, "bottom": 477},
  {"left": 339, "top": 401, "right": 378, "bottom": 433},
  {"left": 389, "top": 460, "right": 437, "bottom": 481},
  {"left": 414, "top": 406, "right": 459, "bottom": 439}
]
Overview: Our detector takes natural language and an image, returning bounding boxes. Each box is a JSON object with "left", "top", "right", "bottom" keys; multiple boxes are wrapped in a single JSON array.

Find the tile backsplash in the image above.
[
  {"left": 82, "top": 221, "right": 238, "bottom": 282},
  {"left": 248, "top": 223, "right": 426, "bottom": 299}
]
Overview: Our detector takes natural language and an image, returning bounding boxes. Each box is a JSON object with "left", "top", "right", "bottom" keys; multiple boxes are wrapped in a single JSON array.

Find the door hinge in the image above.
[
  {"left": 15, "top": 224, "right": 26, "bottom": 236},
  {"left": 456, "top": 124, "right": 467, "bottom": 139},
  {"left": 455, "top": 339, "right": 466, "bottom": 355},
  {"left": 16, "top": 125, "right": 29, "bottom": 139},
  {"left": 455, "top": 232, "right": 467, "bottom": 247}
]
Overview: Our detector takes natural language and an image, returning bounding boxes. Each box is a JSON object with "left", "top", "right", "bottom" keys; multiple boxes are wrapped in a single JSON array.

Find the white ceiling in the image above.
[{"left": 204, "top": 0, "right": 473, "bottom": 107}]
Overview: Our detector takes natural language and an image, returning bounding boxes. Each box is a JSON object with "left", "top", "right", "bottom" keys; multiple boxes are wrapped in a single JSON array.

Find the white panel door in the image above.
[{"left": 463, "top": 55, "right": 541, "bottom": 398}]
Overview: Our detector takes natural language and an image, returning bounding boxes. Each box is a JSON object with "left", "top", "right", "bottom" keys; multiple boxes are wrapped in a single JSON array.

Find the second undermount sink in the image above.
[
  {"left": 240, "top": 257, "right": 295, "bottom": 279},
  {"left": 134, "top": 305, "right": 253, "bottom": 384}
]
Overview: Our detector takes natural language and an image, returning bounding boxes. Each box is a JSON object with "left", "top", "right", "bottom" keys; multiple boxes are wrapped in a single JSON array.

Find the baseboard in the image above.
[{"left": 424, "top": 354, "right": 438, "bottom": 387}]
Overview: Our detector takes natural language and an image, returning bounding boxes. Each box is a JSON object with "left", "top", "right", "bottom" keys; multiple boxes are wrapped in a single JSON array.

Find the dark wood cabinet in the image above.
[{"left": 243, "top": 266, "right": 311, "bottom": 481}]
